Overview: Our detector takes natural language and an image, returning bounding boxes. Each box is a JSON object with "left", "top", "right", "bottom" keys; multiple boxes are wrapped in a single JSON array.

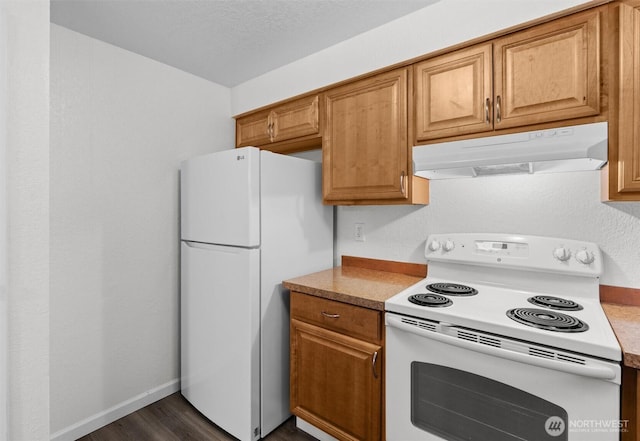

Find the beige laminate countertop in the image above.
[
  {"left": 602, "top": 303, "right": 640, "bottom": 369},
  {"left": 283, "top": 258, "right": 424, "bottom": 311}
]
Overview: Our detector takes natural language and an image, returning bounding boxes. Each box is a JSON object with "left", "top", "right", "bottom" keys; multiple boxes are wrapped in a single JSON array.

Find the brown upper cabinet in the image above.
[
  {"left": 323, "top": 68, "right": 429, "bottom": 205},
  {"left": 235, "top": 94, "right": 321, "bottom": 153},
  {"left": 605, "top": 0, "right": 640, "bottom": 200},
  {"left": 414, "top": 43, "right": 493, "bottom": 140},
  {"left": 414, "top": 8, "right": 601, "bottom": 142}
]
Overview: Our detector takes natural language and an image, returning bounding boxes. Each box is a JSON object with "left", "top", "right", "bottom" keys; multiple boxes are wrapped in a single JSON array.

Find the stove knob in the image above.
[
  {"left": 553, "top": 247, "right": 571, "bottom": 262},
  {"left": 575, "top": 249, "right": 595, "bottom": 265},
  {"left": 443, "top": 240, "right": 455, "bottom": 252},
  {"left": 428, "top": 240, "right": 441, "bottom": 252}
]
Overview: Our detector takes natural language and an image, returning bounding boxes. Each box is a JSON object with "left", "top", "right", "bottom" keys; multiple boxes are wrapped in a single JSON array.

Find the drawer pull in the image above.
[
  {"left": 372, "top": 351, "right": 379, "bottom": 378},
  {"left": 321, "top": 311, "right": 340, "bottom": 319}
]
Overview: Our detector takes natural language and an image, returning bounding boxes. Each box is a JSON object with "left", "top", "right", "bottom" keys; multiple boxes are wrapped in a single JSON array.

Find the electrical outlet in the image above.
[{"left": 354, "top": 223, "right": 365, "bottom": 242}]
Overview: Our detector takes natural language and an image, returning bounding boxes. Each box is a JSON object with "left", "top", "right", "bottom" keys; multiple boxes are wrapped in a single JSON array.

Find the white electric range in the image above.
[{"left": 385, "top": 233, "right": 622, "bottom": 441}]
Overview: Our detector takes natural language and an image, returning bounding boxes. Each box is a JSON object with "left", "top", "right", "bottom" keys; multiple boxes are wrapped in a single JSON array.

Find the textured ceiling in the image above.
[{"left": 50, "top": 0, "right": 439, "bottom": 87}]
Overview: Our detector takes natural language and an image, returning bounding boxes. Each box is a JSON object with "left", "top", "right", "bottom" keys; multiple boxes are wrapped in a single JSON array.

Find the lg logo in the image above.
[
  {"left": 236, "top": 155, "right": 245, "bottom": 161},
  {"left": 545, "top": 416, "right": 566, "bottom": 437}
]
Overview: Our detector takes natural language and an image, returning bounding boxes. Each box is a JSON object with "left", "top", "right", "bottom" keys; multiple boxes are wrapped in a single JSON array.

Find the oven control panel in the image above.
[
  {"left": 474, "top": 240, "right": 529, "bottom": 258},
  {"left": 425, "top": 233, "right": 602, "bottom": 277}
]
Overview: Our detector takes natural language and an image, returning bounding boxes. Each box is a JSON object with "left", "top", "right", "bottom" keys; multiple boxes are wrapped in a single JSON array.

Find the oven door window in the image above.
[{"left": 411, "top": 362, "right": 568, "bottom": 441}]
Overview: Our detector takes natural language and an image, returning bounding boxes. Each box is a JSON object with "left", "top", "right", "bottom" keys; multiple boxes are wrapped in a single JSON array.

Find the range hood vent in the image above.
[{"left": 413, "top": 122, "right": 608, "bottom": 179}]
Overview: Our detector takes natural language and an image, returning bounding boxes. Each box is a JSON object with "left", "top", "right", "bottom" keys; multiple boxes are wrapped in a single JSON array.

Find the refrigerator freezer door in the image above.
[
  {"left": 180, "top": 241, "right": 260, "bottom": 441},
  {"left": 259, "top": 150, "right": 334, "bottom": 436},
  {"left": 180, "top": 147, "right": 260, "bottom": 247}
]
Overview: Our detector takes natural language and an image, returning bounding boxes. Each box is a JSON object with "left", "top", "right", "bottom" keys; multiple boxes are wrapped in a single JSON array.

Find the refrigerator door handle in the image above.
[
  {"left": 183, "top": 241, "right": 257, "bottom": 251},
  {"left": 183, "top": 240, "right": 216, "bottom": 250}
]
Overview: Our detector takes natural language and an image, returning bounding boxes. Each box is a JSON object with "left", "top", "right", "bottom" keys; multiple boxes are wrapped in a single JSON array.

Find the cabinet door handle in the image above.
[
  {"left": 496, "top": 95, "right": 502, "bottom": 123},
  {"left": 267, "top": 111, "right": 276, "bottom": 142},
  {"left": 485, "top": 97, "right": 491, "bottom": 124},
  {"left": 400, "top": 171, "right": 406, "bottom": 195},
  {"left": 372, "top": 351, "right": 379, "bottom": 378},
  {"left": 267, "top": 122, "right": 274, "bottom": 141},
  {"left": 321, "top": 311, "right": 340, "bottom": 319}
]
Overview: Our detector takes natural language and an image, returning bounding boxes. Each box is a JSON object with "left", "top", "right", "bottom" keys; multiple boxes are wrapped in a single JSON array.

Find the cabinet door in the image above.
[
  {"left": 271, "top": 95, "right": 319, "bottom": 143},
  {"left": 617, "top": 1, "right": 640, "bottom": 193},
  {"left": 236, "top": 110, "right": 272, "bottom": 147},
  {"left": 493, "top": 9, "right": 601, "bottom": 129},
  {"left": 415, "top": 43, "right": 493, "bottom": 141},
  {"left": 290, "top": 319, "right": 382, "bottom": 441},
  {"left": 323, "top": 68, "right": 409, "bottom": 202}
]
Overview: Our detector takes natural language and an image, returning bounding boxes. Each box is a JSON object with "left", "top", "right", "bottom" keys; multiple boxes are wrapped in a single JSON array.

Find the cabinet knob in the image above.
[
  {"left": 400, "top": 171, "right": 406, "bottom": 195},
  {"left": 496, "top": 95, "right": 502, "bottom": 123}
]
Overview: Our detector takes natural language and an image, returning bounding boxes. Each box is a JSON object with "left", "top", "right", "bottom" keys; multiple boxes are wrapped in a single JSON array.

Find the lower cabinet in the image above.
[
  {"left": 622, "top": 366, "right": 639, "bottom": 441},
  {"left": 290, "top": 291, "right": 383, "bottom": 441}
]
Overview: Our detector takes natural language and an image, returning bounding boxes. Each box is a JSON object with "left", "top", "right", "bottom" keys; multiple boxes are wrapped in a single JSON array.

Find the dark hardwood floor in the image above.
[{"left": 77, "top": 393, "right": 318, "bottom": 441}]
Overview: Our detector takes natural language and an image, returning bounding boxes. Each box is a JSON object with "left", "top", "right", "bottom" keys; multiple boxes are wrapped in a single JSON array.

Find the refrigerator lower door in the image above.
[{"left": 181, "top": 241, "right": 260, "bottom": 441}]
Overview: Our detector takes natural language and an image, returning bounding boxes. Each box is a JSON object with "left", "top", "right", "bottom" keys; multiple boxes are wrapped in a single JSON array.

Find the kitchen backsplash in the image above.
[{"left": 336, "top": 170, "right": 640, "bottom": 289}]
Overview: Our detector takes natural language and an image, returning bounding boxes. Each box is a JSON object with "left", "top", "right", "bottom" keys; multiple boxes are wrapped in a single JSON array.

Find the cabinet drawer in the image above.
[{"left": 290, "top": 291, "right": 381, "bottom": 343}]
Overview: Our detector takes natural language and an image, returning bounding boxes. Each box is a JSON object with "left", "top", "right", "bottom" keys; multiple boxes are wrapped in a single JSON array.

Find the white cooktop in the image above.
[{"left": 385, "top": 233, "right": 621, "bottom": 361}]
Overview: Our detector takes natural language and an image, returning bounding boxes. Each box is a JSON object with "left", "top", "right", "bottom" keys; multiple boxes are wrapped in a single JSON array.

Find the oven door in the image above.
[{"left": 385, "top": 313, "right": 621, "bottom": 441}]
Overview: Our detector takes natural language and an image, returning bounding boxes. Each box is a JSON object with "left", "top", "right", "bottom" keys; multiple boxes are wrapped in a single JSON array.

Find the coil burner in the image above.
[
  {"left": 408, "top": 293, "right": 453, "bottom": 308},
  {"left": 506, "top": 308, "right": 589, "bottom": 333},
  {"left": 527, "top": 295, "right": 583, "bottom": 311},
  {"left": 426, "top": 283, "right": 478, "bottom": 297}
]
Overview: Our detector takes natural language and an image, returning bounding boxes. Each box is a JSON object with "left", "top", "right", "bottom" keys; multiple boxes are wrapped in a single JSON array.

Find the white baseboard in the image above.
[
  {"left": 50, "top": 378, "right": 180, "bottom": 441},
  {"left": 296, "top": 417, "right": 339, "bottom": 441}
]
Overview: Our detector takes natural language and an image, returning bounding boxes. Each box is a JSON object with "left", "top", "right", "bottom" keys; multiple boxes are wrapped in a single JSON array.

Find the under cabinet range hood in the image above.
[{"left": 413, "top": 122, "right": 608, "bottom": 179}]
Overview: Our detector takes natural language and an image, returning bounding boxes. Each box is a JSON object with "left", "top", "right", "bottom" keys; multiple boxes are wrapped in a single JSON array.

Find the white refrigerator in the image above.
[{"left": 180, "top": 147, "right": 333, "bottom": 441}]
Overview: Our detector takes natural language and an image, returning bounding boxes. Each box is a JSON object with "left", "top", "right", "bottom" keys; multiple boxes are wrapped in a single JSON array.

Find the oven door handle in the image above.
[{"left": 386, "top": 315, "right": 619, "bottom": 381}]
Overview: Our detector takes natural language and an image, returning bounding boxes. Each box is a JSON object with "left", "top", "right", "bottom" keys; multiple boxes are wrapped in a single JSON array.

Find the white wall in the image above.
[
  {"left": 50, "top": 24, "right": 234, "bottom": 439},
  {"left": 1, "top": 1, "right": 50, "bottom": 440},
  {"left": 232, "top": 0, "right": 640, "bottom": 290},
  {"left": 0, "top": 7, "right": 8, "bottom": 440}
]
